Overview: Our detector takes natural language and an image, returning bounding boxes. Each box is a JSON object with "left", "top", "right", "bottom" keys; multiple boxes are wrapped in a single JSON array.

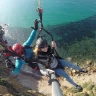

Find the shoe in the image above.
[
  {"left": 80, "top": 69, "right": 88, "bottom": 73},
  {"left": 76, "top": 85, "right": 83, "bottom": 91}
]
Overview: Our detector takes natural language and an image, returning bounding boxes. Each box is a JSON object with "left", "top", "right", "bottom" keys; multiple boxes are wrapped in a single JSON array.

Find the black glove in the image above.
[
  {"left": 34, "top": 19, "right": 38, "bottom": 30},
  {"left": 5, "top": 59, "right": 15, "bottom": 70}
]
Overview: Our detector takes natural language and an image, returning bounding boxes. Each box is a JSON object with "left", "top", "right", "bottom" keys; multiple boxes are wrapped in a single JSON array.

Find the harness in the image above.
[
  {"left": 37, "top": 45, "right": 64, "bottom": 70},
  {"left": 36, "top": 45, "right": 51, "bottom": 68},
  {"left": 23, "top": 45, "right": 48, "bottom": 70}
]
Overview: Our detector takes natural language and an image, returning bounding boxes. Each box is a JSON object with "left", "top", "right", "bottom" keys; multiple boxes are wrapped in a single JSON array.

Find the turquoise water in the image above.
[{"left": 0, "top": 0, "right": 96, "bottom": 28}]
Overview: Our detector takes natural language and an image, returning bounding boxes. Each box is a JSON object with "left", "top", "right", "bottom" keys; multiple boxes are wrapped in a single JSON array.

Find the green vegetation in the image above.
[
  {"left": 0, "top": 77, "right": 20, "bottom": 95},
  {"left": 60, "top": 37, "right": 96, "bottom": 65},
  {"left": 48, "top": 15, "right": 96, "bottom": 45},
  {"left": 63, "top": 81, "right": 96, "bottom": 96}
]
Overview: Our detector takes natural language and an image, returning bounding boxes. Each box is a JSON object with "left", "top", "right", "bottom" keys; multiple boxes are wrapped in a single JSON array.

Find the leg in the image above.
[
  {"left": 54, "top": 68, "right": 83, "bottom": 90},
  {"left": 58, "top": 59, "right": 82, "bottom": 71},
  {"left": 54, "top": 68, "right": 77, "bottom": 86}
]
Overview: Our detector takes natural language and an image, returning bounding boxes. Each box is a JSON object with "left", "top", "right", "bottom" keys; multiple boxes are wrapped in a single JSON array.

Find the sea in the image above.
[
  {"left": 0, "top": 0, "right": 96, "bottom": 45},
  {"left": 0, "top": 0, "right": 96, "bottom": 28}
]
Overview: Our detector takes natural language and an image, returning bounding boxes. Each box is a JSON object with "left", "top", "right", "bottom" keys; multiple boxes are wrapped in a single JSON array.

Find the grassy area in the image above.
[
  {"left": 58, "top": 38, "right": 96, "bottom": 66},
  {"left": 63, "top": 81, "right": 96, "bottom": 96}
]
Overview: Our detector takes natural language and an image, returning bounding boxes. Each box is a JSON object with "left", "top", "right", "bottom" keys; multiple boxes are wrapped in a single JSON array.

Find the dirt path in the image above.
[{"left": 16, "top": 71, "right": 96, "bottom": 96}]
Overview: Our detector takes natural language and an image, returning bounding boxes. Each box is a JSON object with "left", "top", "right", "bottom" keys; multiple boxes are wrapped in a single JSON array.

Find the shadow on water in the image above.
[{"left": 47, "top": 15, "right": 96, "bottom": 46}]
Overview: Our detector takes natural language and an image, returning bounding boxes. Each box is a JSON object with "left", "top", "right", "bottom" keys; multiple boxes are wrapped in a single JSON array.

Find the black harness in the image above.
[{"left": 37, "top": 45, "right": 64, "bottom": 70}]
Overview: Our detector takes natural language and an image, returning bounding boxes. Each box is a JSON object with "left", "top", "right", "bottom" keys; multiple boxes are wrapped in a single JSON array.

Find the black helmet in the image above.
[{"left": 36, "top": 37, "right": 48, "bottom": 48}]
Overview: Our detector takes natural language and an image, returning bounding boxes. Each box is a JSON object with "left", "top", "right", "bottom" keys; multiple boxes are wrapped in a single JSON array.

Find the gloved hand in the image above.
[
  {"left": 5, "top": 59, "right": 15, "bottom": 70},
  {"left": 34, "top": 19, "right": 39, "bottom": 30},
  {"left": 46, "top": 69, "right": 55, "bottom": 76},
  {"left": 46, "top": 69, "right": 55, "bottom": 85}
]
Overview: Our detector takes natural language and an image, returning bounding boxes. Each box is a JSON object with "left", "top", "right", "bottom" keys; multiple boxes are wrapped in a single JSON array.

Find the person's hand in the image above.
[
  {"left": 47, "top": 69, "right": 55, "bottom": 75},
  {"left": 5, "top": 59, "right": 15, "bottom": 70},
  {"left": 51, "top": 41, "right": 57, "bottom": 49},
  {"left": 34, "top": 19, "right": 39, "bottom": 30}
]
